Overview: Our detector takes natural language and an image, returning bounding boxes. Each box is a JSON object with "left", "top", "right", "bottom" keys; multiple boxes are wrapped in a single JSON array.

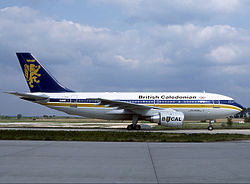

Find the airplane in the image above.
[{"left": 7, "top": 53, "right": 244, "bottom": 131}]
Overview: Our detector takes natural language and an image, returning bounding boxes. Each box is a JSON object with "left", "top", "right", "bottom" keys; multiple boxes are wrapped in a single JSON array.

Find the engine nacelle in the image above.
[{"left": 150, "top": 110, "right": 184, "bottom": 127}]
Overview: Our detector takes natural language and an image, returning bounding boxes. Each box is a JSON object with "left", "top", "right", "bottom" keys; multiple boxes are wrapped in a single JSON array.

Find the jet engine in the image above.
[{"left": 149, "top": 110, "right": 184, "bottom": 127}]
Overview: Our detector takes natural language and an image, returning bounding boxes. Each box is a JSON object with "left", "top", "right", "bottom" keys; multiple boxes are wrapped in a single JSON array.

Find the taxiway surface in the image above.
[
  {"left": 1, "top": 127, "right": 250, "bottom": 135},
  {"left": 1, "top": 140, "right": 250, "bottom": 183}
]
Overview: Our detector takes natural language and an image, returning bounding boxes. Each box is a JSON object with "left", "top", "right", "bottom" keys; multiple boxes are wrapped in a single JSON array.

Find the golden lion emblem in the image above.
[{"left": 24, "top": 64, "right": 41, "bottom": 88}]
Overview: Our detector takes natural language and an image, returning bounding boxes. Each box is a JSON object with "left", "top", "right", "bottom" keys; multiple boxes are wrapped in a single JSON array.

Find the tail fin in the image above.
[{"left": 16, "top": 53, "right": 73, "bottom": 93}]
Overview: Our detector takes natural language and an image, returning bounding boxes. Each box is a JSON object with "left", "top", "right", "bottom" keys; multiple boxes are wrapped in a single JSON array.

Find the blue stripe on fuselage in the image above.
[{"left": 48, "top": 98, "right": 242, "bottom": 108}]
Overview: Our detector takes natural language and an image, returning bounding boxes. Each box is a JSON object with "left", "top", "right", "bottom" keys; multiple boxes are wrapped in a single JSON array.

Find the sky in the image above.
[{"left": 1, "top": 0, "right": 250, "bottom": 116}]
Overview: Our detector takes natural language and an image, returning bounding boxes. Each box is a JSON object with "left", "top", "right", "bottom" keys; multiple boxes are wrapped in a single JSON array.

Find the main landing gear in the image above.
[
  {"left": 127, "top": 115, "right": 141, "bottom": 130},
  {"left": 208, "top": 120, "right": 214, "bottom": 131}
]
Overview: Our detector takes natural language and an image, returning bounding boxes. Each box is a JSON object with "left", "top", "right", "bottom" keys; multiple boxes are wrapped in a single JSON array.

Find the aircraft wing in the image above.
[
  {"left": 87, "top": 98, "right": 159, "bottom": 115},
  {"left": 6, "top": 91, "right": 49, "bottom": 102}
]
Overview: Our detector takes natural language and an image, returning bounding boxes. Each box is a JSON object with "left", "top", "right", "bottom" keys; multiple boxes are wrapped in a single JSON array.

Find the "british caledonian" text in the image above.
[{"left": 138, "top": 95, "right": 197, "bottom": 100}]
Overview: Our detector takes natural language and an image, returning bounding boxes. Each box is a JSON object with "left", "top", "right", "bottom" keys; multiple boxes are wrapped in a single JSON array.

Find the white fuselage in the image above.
[{"left": 33, "top": 92, "right": 242, "bottom": 121}]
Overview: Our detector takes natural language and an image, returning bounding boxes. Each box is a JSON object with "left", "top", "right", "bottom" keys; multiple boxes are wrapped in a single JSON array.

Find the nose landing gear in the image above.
[{"left": 208, "top": 120, "right": 214, "bottom": 131}]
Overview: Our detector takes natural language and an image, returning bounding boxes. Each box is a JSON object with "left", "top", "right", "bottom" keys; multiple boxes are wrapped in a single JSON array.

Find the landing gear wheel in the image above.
[
  {"left": 135, "top": 125, "right": 141, "bottom": 130},
  {"left": 208, "top": 125, "right": 213, "bottom": 131},
  {"left": 127, "top": 124, "right": 141, "bottom": 130},
  {"left": 127, "top": 124, "right": 133, "bottom": 130}
]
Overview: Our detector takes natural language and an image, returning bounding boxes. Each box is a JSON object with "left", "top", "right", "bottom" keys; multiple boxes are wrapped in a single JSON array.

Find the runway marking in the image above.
[{"left": 147, "top": 143, "right": 159, "bottom": 184}]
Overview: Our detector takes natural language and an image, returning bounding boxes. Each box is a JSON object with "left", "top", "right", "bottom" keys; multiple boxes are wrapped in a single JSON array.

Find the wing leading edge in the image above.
[{"left": 87, "top": 98, "right": 161, "bottom": 116}]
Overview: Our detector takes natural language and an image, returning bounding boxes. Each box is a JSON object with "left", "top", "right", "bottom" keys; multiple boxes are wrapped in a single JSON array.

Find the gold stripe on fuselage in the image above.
[{"left": 42, "top": 102, "right": 242, "bottom": 111}]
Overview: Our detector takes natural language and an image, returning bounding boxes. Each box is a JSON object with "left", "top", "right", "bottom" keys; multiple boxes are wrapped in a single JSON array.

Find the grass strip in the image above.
[{"left": 1, "top": 130, "right": 250, "bottom": 142}]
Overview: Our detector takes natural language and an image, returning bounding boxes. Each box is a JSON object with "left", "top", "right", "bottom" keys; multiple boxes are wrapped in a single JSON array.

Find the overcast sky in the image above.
[{"left": 1, "top": 0, "right": 250, "bottom": 116}]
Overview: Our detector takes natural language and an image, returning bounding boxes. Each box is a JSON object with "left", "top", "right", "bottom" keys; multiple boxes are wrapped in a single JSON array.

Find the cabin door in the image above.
[
  {"left": 213, "top": 100, "right": 220, "bottom": 108},
  {"left": 70, "top": 95, "right": 78, "bottom": 108}
]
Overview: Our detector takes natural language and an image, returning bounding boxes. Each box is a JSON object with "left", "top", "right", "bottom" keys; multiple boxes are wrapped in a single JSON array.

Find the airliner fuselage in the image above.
[
  {"left": 32, "top": 92, "right": 242, "bottom": 121},
  {"left": 8, "top": 53, "right": 244, "bottom": 131}
]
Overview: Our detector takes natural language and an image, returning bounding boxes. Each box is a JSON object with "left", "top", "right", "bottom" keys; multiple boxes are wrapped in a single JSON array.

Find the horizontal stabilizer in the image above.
[{"left": 6, "top": 91, "right": 49, "bottom": 102}]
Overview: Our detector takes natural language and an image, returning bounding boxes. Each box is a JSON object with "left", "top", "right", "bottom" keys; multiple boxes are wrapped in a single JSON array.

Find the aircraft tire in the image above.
[
  {"left": 127, "top": 124, "right": 133, "bottom": 130},
  {"left": 135, "top": 125, "right": 141, "bottom": 130},
  {"left": 208, "top": 125, "right": 213, "bottom": 131}
]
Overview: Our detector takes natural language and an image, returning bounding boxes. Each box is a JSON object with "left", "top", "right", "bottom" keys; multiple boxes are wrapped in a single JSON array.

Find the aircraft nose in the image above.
[{"left": 234, "top": 102, "right": 244, "bottom": 112}]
